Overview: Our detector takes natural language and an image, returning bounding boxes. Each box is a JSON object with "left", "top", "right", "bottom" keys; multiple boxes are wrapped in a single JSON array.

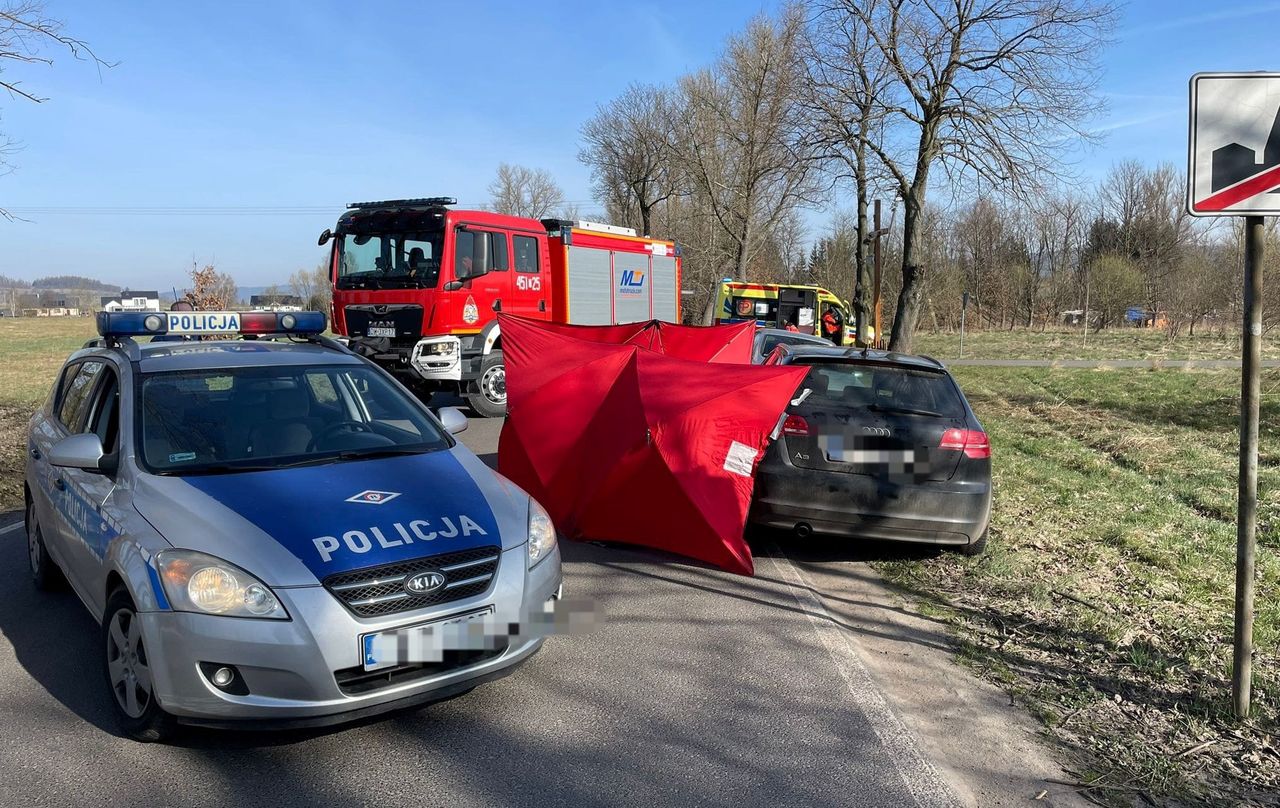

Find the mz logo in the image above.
[
  {"left": 404, "top": 571, "right": 446, "bottom": 595},
  {"left": 619, "top": 270, "right": 645, "bottom": 288}
]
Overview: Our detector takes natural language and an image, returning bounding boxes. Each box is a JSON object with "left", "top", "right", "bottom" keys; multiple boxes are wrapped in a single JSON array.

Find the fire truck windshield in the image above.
[{"left": 336, "top": 230, "right": 445, "bottom": 290}]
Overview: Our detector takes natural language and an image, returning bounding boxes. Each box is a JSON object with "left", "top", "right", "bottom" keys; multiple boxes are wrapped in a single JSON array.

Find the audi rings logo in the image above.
[
  {"left": 862, "top": 426, "right": 892, "bottom": 437},
  {"left": 404, "top": 571, "right": 446, "bottom": 595}
]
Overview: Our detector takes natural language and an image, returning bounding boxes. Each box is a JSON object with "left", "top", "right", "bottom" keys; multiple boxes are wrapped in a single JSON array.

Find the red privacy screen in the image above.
[{"left": 496, "top": 314, "right": 807, "bottom": 575}]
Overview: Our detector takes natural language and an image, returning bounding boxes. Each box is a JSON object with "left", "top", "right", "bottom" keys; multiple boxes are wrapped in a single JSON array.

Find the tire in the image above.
[
  {"left": 102, "top": 588, "right": 175, "bottom": 743},
  {"left": 466, "top": 350, "right": 507, "bottom": 419},
  {"left": 956, "top": 530, "right": 988, "bottom": 557},
  {"left": 26, "top": 500, "right": 62, "bottom": 591}
]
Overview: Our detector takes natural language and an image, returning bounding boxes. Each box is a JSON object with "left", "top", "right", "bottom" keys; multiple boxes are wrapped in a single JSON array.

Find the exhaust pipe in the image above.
[{"left": 794, "top": 523, "right": 813, "bottom": 539}]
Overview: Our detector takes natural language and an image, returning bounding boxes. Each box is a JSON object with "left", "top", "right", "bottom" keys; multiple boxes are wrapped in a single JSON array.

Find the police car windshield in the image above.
[{"left": 139, "top": 364, "right": 451, "bottom": 474}]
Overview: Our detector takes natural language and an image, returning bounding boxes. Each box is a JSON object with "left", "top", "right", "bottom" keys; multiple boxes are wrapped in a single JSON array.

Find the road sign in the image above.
[{"left": 1188, "top": 72, "right": 1280, "bottom": 216}]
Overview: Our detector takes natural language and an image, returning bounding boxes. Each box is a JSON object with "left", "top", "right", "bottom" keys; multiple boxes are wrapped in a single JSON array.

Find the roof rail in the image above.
[{"left": 99, "top": 335, "right": 142, "bottom": 362}]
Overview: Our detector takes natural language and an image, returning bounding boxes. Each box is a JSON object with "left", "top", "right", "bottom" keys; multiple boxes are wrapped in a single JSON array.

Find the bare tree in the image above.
[
  {"left": 829, "top": 0, "right": 1115, "bottom": 351},
  {"left": 673, "top": 7, "right": 823, "bottom": 321},
  {"left": 804, "top": 0, "right": 896, "bottom": 343},
  {"left": 0, "top": 2, "right": 110, "bottom": 214},
  {"left": 487, "top": 163, "right": 565, "bottom": 219},
  {"left": 579, "top": 83, "right": 682, "bottom": 237},
  {"left": 184, "top": 262, "right": 238, "bottom": 311}
]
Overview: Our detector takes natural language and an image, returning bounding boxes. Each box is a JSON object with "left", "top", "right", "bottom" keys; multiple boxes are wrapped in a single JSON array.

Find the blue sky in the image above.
[{"left": 0, "top": 0, "right": 1277, "bottom": 290}]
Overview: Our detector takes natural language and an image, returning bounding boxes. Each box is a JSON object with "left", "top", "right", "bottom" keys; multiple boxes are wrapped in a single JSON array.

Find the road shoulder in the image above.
[{"left": 770, "top": 546, "right": 1091, "bottom": 807}]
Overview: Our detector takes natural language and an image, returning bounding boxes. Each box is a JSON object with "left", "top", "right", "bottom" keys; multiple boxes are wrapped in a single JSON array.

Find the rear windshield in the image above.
[
  {"left": 795, "top": 361, "right": 966, "bottom": 418},
  {"left": 138, "top": 364, "right": 450, "bottom": 474}
]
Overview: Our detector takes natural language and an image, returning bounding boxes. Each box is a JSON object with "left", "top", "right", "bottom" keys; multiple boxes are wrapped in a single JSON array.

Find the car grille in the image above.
[
  {"left": 323, "top": 546, "right": 501, "bottom": 618},
  {"left": 333, "top": 643, "right": 508, "bottom": 696}
]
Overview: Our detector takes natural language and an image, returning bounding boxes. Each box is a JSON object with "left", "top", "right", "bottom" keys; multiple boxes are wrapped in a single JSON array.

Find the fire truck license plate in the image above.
[{"left": 367, "top": 324, "right": 396, "bottom": 338}]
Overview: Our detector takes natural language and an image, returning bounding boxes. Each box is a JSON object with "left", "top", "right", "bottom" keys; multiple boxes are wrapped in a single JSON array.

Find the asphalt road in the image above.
[{"left": 0, "top": 414, "right": 967, "bottom": 808}]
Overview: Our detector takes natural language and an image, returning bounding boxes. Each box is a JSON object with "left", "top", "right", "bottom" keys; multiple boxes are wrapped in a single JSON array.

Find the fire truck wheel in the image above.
[{"left": 467, "top": 350, "right": 507, "bottom": 418}]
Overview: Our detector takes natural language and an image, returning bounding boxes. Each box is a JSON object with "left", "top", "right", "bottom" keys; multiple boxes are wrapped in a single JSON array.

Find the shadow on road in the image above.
[{"left": 0, "top": 514, "right": 119, "bottom": 736}]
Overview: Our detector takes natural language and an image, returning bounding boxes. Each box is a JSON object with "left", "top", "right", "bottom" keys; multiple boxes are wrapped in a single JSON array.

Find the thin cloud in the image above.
[
  {"left": 1121, "top": 1, "right": 1280, "bottom": 36},
  {"left": 1088, "top": 110, "right": 1178, "bottom": 135}
]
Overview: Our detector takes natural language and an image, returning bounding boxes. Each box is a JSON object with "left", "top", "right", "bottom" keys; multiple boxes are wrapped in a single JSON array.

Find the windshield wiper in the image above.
[
  {"left": 867, "top": 403, "right": 944, "bottom": 418},
  {"left": 334, "top": 446, "right": 433, "bottom": 461},
  {"left": 158, "top": 462, "right": 283, "bottom": 476}
]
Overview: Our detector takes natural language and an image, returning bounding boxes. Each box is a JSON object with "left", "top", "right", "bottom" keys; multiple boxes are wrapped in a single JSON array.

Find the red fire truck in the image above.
[{"left": 322, "top": 198, "right": 681, "bottom": 417}]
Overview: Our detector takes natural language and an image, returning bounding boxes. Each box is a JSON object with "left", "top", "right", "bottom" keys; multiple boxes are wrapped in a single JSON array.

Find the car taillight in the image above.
[
  {"left": 782, "top": 414, "right": 811, "bottom": 436},
  {"left": 940, "top": 428, "right": 991, "bottom": 459}
]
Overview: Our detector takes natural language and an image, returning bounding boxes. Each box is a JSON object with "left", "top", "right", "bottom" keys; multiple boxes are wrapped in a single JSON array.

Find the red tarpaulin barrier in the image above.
[{"left": 496, "top": 314, "right": 808, "bottom": 575}]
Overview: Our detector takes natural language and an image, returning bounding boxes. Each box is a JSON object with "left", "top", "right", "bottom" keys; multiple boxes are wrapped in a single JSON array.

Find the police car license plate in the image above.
[
  {"left": 360, "top": 607, "right": 494, "bottom": 672},
  {"left": 367, "top": 325, "right": 396, "bottom": 338}
]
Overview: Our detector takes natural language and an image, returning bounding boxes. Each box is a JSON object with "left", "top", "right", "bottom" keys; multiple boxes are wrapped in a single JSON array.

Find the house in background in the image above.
[
  {"left": 250, "top": 293, "right": 303, "bottom": 312},
  {"left": 101, "top": 290, "right": 161, "bottom": 312}
]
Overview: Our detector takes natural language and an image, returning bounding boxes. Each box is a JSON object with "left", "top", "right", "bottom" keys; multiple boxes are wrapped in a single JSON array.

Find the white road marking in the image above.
[
  {"left": 0, "top": 521, "right": 23, "bottom": 536},
  {"left": 768, "top": 547, "right": 958, "bottom": 808}
]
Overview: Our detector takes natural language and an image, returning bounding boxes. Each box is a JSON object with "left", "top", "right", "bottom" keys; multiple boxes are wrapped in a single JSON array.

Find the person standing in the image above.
[{"left": 821, "top": 304, "right": 845, "bottom": 345}]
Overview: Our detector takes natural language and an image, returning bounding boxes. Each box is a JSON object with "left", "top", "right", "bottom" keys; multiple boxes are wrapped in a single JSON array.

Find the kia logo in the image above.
[
  {"left": 404, "top": 571, "right": 446, "bottom": 595},
  {"left": 862, "top": 426, "right": 892, "bottom": 437}
]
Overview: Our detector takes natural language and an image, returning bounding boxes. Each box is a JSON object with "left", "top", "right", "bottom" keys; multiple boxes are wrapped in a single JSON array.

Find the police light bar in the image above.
[{"left": 97, "top": 310, "right": 327, "bottom": 338}]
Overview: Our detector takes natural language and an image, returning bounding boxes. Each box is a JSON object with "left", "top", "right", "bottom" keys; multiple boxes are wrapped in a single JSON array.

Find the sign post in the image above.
[
  {"left": 1188, "top": 72, "right": 1280, "bottom": 719},
  {"left": 960, "top": 291, "right": 969, "bottom": 358}
]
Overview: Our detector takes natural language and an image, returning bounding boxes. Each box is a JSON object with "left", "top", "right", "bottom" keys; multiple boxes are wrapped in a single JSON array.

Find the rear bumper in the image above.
[{"left": 751, "top": 457, "right": 991, "bottom": 546}]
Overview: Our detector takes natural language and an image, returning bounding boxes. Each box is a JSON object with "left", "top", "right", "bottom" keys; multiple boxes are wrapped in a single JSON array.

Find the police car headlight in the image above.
[
  {"left": 527, "top": 499, "right": 557, "bottom": 569},
  {"left": 155, "top": 550, "right": 289, "bottom": 619}
]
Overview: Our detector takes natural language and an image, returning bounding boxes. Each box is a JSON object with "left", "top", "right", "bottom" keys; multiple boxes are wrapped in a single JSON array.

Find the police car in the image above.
[{"left": 23, "top": 310, "right": 562, "bottom": 741}]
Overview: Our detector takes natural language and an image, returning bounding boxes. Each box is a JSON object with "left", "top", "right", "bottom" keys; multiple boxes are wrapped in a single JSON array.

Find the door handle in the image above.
[
  {"left": 54, "top": 478, "right": 66, "bottom": 491},
  {"left": 538, "top": 300, "right": 546, "bottom": 312},
  {"left": 492, "top": 299, "right": 502, "bottom": 311},
  {"left": 29, "top": 447, "right": 41, "bottom": 460}
]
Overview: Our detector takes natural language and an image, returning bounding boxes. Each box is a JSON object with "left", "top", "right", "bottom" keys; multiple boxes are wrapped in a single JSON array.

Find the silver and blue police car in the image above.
[{"left": 22, "top": 310, "right": 562, "bottom": 741}]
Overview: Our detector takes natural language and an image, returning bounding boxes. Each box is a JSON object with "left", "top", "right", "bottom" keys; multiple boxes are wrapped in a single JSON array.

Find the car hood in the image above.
[{"left": 133, "top": 446, "right": 530, "bottom": 587}]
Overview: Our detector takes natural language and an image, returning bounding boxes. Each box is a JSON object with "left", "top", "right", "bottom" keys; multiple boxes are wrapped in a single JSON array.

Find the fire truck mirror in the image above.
[{"left": 318, "top": 228, "right": 332, "bottom": 246}]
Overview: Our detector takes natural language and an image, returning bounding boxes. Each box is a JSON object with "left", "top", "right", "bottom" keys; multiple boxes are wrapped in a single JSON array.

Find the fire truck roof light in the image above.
[
  {"left": 346, "top": 197, "right": 456, "bottom": 209},
  {"left": 97, "top": 311, "right": 327, "bottom": 338}
]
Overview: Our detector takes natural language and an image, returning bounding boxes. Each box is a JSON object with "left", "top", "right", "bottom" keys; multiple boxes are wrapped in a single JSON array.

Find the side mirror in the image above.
[
  {"left": 49, "top": 433, "right": 107, "bottom": 472},
  {"left": 437, "top": 406, "right": 468, "bottom": 435},
  {"left": 318, "top": 228, "right": 332, "bottom": 246}
]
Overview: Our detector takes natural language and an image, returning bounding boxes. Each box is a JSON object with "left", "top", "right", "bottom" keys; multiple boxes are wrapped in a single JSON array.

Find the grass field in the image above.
[
  {"left": 913, "top": 327, "right": 1280, "bottom": 362},
  {"left": 878, "top": 365, "right": 1280, "bottom": 805},
  {"left": 0, "top": 316, "right": 97, "bottom": 510},
  {"left": 0, "top": 319, "right": 1275, "bottom": 801}
]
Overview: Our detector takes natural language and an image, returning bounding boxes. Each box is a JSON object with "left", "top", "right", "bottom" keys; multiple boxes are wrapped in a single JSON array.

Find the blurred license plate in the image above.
[
  {"left": 361, "top": 607, "right": 493, "bottom": 671},
  {"left": 367, "top": 326, "right": 396, "bottom": 338},
  {"left": 824, "top": 448, "right": 915, "bottom": 464}
]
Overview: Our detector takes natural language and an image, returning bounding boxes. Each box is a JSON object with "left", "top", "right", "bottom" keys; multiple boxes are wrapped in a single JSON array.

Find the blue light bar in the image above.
[
  {"left": 97, "top": 311, "right": 168, "bottom": 337},
  {"left": 97, "top": 310, "right": 327, "bottom": 338}
]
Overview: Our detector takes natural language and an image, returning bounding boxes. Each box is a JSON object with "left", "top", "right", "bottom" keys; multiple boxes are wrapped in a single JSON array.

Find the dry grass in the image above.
[
  {"left": 913, "top": 327, "right": 1280, "bottom": 362},
  {"left": 878, "top": 366, "right": 1280, "bottom": 806},
  {"left": 0, "top": 316, "right": 96, "bottom": 509}
]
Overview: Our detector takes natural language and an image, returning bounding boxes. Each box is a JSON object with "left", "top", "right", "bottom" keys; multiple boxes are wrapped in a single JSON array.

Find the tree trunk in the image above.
[
  {"left": 889, "top": 194, "right": 925, "bottom": 353},
  {"left": 640, "top": 203, "right": 652, "bottom": 238},
  {"left": 852, "top": 146, "right": 871, "bottom": 346}
]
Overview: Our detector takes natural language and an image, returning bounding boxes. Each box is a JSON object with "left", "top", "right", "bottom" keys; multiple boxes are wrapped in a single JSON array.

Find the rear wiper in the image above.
[{"left": 868, "top": 403, "right": 944, "bottom": 418}]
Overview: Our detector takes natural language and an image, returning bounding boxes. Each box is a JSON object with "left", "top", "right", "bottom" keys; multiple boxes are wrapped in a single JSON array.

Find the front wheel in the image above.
[
  {"left": 102, "top": 588, "right": 175, "bottom": 743},
  {"left": 466, "top": 350, "right": 507, "bottom": 418}
]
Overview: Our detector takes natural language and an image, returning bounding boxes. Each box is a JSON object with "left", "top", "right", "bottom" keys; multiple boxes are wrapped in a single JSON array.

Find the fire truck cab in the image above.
[{"left": 324, "top": 198, "right": 679, "bottom": 417}]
